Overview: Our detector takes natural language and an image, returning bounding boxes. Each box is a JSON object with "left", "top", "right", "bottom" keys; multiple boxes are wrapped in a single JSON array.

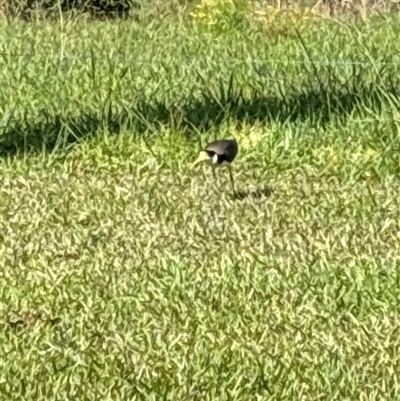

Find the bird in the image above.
[{"left": 192, "top": 138, "right": 238, "bottom": 195}]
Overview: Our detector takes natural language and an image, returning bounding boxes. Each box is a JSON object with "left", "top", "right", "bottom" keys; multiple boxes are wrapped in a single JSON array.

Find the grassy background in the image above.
[{"left": 1, "top": 5, "right": 400, "bottom": 400}]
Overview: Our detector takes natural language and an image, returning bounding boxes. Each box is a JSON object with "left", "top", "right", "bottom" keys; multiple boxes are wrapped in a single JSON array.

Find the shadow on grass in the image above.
[
  {"left": 1, "top": 78, "right": 399, "bottom": 157},
  {"left": 233, "top": 185, "right": 273, "bottom": 201}
]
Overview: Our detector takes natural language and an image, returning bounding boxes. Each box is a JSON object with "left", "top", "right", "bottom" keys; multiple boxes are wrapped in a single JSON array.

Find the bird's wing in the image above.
[{"left": 206, "top": 140, "right": 237, "bottom": 155}]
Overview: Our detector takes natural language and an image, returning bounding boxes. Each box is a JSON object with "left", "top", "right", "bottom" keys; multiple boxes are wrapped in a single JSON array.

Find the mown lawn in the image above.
[{"left": 1, "top": 5, "right": 400, "bottom": 400}]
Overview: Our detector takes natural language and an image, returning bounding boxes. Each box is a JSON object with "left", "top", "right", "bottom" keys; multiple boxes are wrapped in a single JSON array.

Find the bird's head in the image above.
[{"left": 192, "top": 151, "right": 211, "bottom": 167}]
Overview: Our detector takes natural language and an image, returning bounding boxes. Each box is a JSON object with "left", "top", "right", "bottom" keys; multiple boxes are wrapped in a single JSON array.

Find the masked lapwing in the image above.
[{"left": 192, "top": 138, "right": 238, "bottom": 195}]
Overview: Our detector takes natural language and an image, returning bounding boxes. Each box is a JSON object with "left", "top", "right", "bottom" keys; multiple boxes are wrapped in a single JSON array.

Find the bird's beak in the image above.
[{"left": 192, "top": 151, "right": 209, "bottom": 168}]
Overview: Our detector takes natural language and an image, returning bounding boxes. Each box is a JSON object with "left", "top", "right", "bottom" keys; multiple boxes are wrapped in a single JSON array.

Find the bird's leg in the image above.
[
  {"left": 228, "top": 165, "right": 236, "bottom": 196},
  {"left": 212, "top": 167, "right": 217, "bottom": 181}
]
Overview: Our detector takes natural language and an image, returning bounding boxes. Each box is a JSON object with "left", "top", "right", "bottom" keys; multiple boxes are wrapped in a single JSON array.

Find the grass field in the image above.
[{"left": 1, "top": 4, "right": 400, "bottom": 400}]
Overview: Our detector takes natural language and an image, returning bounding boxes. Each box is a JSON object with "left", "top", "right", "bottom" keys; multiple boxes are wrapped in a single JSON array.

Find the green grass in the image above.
[{"left": 1, "top": 6, "right": 400, "bottom": 400}]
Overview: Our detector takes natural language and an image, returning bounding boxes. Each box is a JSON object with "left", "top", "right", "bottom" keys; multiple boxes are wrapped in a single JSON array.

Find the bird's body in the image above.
[
  {"left": 204, "top": 139, "right": 238, "bottom": 167},
  {"left": 192, "top": 138, "right": 239, "bottom": 195}
]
